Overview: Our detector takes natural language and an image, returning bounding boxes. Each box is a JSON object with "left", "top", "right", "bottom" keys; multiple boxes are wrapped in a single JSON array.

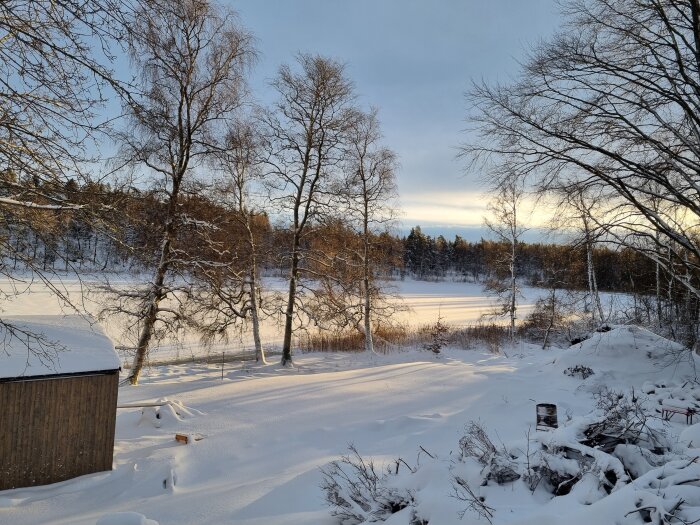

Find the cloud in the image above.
[
  {"left": 401, "top": 191, "right": 487, "bottom": 226},
  {"left": 400, "top": 191, "right": 554, "bottom": 229}
]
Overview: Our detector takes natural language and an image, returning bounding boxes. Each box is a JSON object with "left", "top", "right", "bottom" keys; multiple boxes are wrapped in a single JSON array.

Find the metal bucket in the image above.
[{"left": 536, "top": 403, "right": 558, "bottom": 430}]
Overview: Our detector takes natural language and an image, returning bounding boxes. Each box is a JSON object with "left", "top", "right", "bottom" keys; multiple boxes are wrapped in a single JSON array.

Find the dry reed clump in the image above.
[
  {"left": 298, "top": 322, "right": 513, "bottom": 354},
  {"left": 448, "top": 323, "right": 511, "bottom": 353},
  {"left": 298, "top": 325, "right": 409, "bottom": 353}
]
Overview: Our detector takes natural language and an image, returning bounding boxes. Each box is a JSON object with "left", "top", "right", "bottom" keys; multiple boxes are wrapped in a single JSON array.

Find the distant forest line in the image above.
[{"left": 6, "top": 180, "right": 659, "bottom": 296}]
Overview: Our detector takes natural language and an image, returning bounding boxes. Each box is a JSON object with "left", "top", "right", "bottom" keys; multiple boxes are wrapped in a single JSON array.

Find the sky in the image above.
[{"left": 228, "top": 0, "right": 562, "bottom": 240}]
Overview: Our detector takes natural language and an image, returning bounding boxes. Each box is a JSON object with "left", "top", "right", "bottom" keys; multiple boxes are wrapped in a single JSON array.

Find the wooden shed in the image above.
[{"left": 0, "top": 315, "right": 120, "bottom": 491}]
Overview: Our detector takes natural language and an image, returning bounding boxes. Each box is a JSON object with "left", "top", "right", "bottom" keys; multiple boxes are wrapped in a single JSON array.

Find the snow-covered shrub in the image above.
[
  {"left": 527, "top": 441, "right": 627, "bottom": 496},
  {"left": 458, "top": 421, "right": 520, "bottom": 485},
  {"left": 626, "top": 459, "right": 700, "bottom": 525},
  {"left": 612, "top": 444, "right": 669, "bottom": 479},
  {"left": 563, "top": 365, "right": 594, "bottom": 379},
  {"left": 585, "top": 387, "right": 666, "bottom": 451},
  {"left": 320, "top": 445, "right": 418, "bottom": 524},
  {"left": 525, "top": 449, "right": 584, "bottom": 495},
  {"left": 458, "top": 422, "right": 497, "bottom": 464},
  {"left": 423, "top": 315, "right": 449, "bottom": 354}
]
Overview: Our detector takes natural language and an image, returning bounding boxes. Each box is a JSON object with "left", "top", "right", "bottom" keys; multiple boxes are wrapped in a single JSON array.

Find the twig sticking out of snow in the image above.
[{"left": 452, "top": 476, "right": 495, "bottom": 524}]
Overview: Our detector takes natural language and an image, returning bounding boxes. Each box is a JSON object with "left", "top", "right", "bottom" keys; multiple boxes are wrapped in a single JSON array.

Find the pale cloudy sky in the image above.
[{"left": 228, "top": 0, "right": 561, "bottom": 238}]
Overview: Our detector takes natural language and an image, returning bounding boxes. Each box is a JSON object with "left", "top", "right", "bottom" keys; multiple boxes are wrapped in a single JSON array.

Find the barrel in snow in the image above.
[{"left": 536, "top": 403, "right": 558, "bottom": 430}]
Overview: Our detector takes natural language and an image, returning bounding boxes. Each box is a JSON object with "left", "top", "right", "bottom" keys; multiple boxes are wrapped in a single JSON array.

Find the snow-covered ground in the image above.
[{"left": 1, "top": 324, "right": 699, "bottom": 525}]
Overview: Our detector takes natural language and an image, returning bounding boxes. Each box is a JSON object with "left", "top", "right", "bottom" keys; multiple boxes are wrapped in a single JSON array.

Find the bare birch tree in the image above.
[
  {"left": 484, "top": 179, "right": 528, "bottom": 344},
  {"left": 262, "top": 54, "right": 357, "bottom": 366},
  {"left": 187, "top": 120, "right": 270, "bottom": 363},
  {"left": 342, "top": 109, "right": 400, "bottom": 353},
  {"left": 114, "top": 0, "right": 253, "bottom": 384},
  {"left": 550, "top": 185, "right": 606, "bottom": 326},
  {"left": 300, "top": 109, "right": 402, "bottom": 353}
]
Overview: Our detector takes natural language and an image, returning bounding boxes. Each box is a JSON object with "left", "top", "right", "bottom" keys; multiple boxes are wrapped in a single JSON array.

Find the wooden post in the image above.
[{"left": 221, "top": 351, "right": 224, "bottom": 380}]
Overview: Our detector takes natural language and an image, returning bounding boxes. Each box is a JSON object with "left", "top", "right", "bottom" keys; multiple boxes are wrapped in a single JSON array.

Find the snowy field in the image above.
[
  {"left": 1, "top": 277, "right": 679, "bottom": 525},
  {"left": 1, "top": 326, "right": 699, "bottom": 525},
  {"left": 0, "top": 275, "right": 630, "bottom": 367}
]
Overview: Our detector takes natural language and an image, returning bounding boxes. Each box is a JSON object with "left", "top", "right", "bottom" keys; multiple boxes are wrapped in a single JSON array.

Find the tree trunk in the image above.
[
  {"left": 585, "top": 233, "right": 604, "bottom": 326},
  {"left": 249, "top": 274, "right": 266, "bottom": 364},
  {"left": 655, "top": 232, "right": 663, "bottom": 326},
  {"left": 243, "top": 207, "right": 266, "bottom": 364},
  {"left": 363, "top": 277, "right": 374, "bottom": 353},
  {"left": 13, "top": 234, "right": 19, "bottom": 270},
  {"left": 362, "top": 205, "right": 375, "bottom": 354},
  {"left": 130, "top": 299, "right": 158, "bottom": 385},
  {"left": 281, "top": 240, "right": 300, "bottom": 366},
  {"left": 129, "top": 213, "right": 176, "bottom": 385},
  {"left": 510, "top": 240, "right": 516, "bottom": 344},
  {"left": 542, "top": 304, "right": 553, "bottom": 350},
  {"left": 586, "top": 242, "right": 596, "bottom": 323}
]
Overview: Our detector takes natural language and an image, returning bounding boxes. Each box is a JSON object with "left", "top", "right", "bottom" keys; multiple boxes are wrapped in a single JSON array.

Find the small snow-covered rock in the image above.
[
  {"left": 641, "top": 381, "right": 656, "bottom": 394},
  {"left": 136, "top": 399, "right": 200, "bottom": 429},
  {"left": 137, "top": 406, "right": 161, "bottom": 428},
  {"left": 96, "top": 512, "right": 159, "bottom": 525}
]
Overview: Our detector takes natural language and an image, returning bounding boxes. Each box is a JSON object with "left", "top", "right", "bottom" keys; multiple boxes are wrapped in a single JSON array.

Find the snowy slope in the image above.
[
  {"left": 1, "top": 327, "right": 697, "bottom": 525},
  {"left": 553, "top": 325, "right": 690, "bottom": 389}
]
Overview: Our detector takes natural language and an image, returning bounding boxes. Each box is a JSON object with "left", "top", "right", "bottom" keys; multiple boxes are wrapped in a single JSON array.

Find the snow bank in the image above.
[
  {"left": 554, "top": 325, "right": 692, "bottom": 387},
  {"left": 0, "top": 315, "right": 119, "bottom": 379}
]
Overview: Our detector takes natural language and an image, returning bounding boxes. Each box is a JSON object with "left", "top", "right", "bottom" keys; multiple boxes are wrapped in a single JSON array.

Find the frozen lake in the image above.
[
  {"left": 0, "top": 275, "right": 568, "bottom": 365},
  {"left": 391, "top": 279, "right": 539, "bottom": 326}
]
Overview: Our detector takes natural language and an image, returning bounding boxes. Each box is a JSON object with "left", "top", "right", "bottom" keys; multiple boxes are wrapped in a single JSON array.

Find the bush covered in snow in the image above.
[
  {"left": 563, "top": 365, "right": 594, "bottom": 379},
  {"left": 320, "top": 444, "right": 425, "bottom": 525}
]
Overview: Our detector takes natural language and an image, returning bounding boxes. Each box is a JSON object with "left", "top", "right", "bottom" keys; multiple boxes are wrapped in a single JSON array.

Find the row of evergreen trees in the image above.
[{"left": 403, "top": 226, "right": 657, "bottom": 294}]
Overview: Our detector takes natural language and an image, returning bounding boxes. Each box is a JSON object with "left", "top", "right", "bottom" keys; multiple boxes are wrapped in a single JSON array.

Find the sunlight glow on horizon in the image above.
[{"left": 400, "top": 191, "right": 555, "bottom": 231}]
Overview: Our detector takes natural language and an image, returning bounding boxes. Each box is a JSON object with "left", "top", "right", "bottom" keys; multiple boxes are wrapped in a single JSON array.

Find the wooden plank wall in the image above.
[{"left": 0, "top": 372, "right": 118, "bottom": 490}]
